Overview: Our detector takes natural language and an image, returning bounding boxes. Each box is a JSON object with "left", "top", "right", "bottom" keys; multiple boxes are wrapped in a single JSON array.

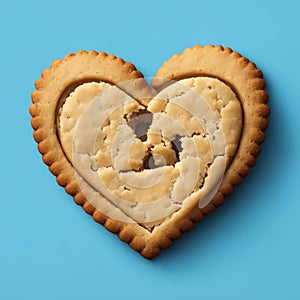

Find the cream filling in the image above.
[{"left": 58, "top": 77, "right": 242, "bottom": 224}]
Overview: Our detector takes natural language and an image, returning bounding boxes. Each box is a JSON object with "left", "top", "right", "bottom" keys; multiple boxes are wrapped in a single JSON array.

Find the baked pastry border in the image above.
[{"left": 30, "top": 46, "right": 270, "bottom": 259}]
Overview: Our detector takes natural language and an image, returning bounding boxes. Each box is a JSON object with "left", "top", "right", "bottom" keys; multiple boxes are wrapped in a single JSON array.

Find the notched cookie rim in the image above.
[{"left": 29, "top": 46, "right": 270, "bottom": 259}]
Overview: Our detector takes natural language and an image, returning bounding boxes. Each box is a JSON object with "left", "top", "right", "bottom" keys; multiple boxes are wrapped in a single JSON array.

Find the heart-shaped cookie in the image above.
[{"left": 30, "top": 45, "right": 270, "bottom": 259}]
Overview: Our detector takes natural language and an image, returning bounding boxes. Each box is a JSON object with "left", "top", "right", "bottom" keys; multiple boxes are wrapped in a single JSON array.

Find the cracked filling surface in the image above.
[{"left": 58, "top": 77, "right": 242, "bottom": 224}]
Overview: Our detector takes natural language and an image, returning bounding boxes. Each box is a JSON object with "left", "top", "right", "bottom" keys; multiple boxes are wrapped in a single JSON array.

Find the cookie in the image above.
[{"left": 30, "top": 46, "right": 270, "bottom": 259}]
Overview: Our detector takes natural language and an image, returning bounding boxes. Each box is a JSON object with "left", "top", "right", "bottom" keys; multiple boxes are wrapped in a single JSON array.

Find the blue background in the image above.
[{"left": 1, "top": 0, "right": 299, "bottom": 299}]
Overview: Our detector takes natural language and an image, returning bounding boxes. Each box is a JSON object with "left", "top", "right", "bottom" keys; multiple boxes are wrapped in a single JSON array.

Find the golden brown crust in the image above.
[
  {"left": 30, "top": 50, "right": 150, "bottom": 255},
  {"left": 30, "top": 46, "right": 270, "bottom": 260},
  {"left": 139, "top": 45, "right": 270, "bottom": 258}
]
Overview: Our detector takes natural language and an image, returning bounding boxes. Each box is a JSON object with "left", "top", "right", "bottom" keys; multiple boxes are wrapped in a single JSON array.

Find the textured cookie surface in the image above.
[
  {"left": 30, "top": 46, "right": 270, "bottom": 259},
  {"left": 58, "top": 77, "right": 242, "bottom": 224}
]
